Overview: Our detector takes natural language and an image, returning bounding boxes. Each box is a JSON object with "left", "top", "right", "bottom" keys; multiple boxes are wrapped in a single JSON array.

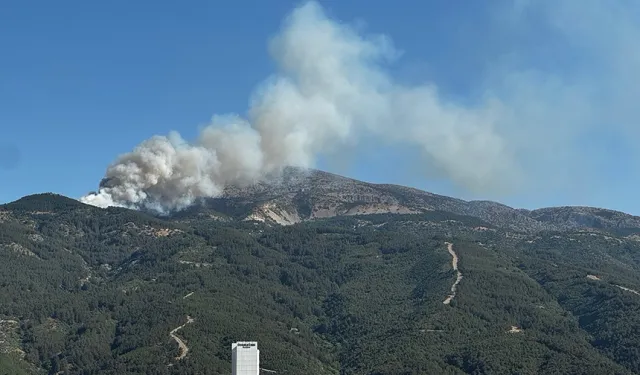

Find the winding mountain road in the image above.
[
  {"left": 443, "top": 242, "right": 463, "bottom": 305},
  {"left": 170, "top": 315, "right": 194, "bottom": 361}
]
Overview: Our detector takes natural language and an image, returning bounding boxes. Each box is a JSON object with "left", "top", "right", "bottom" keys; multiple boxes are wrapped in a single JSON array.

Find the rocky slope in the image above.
[{"left": 177, "top": 167, "right": 640, "bottom": 234}]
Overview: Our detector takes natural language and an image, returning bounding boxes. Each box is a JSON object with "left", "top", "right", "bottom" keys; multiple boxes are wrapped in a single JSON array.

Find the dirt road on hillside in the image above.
[
  {"left": 169, "top": 315, "right": 194, "bottom": 361},
  {"left": 443, "top": 242, "right": 463, "bottom": 305}
]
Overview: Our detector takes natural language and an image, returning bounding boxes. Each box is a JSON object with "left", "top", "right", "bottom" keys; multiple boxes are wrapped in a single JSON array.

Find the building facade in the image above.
[{"left": 231, "top": 341, "right": 259, "bottom": 375}]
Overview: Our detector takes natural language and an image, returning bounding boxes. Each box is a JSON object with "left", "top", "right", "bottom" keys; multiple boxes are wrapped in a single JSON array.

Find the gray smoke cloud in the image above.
[
  {"left": 81, "top": 1, "right": 520, "bottom": 212},
  {"left": 81, "top": 2, "right": 544, "bottom": 210}
]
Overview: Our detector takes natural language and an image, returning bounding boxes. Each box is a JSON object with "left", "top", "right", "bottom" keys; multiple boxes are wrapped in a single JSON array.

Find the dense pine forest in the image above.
[{"left": 1, "top": 193, "right": 640, "bottom": 374}]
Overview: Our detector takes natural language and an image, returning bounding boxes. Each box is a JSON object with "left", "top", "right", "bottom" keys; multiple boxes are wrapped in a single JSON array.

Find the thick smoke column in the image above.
[{"left": 81, "top": 1, "right": 518, "bottom": 212}]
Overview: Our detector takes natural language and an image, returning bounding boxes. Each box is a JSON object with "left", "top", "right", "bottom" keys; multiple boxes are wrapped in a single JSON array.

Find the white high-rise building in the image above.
[{"left": 231, "top": 341, "right": 260, "bottom": 375}]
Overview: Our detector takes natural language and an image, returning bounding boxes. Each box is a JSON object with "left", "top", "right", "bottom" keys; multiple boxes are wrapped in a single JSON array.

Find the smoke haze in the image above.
[
  {"left": 81, "top": 1, "right": 519, "bottom": 212},
  {"left": 81, "top": 0, "right": 640, "bottom": 213}
]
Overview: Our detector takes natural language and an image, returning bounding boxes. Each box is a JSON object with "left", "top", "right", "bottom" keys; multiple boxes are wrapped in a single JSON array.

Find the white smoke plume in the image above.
[{"left": 81, "top": 1, "right": 522, "bottom": 212}]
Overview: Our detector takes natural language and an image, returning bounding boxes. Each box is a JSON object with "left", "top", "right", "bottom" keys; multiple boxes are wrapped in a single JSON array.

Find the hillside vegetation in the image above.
[{"left": 1, "top": 190, "right": 640, "bottom": 374}]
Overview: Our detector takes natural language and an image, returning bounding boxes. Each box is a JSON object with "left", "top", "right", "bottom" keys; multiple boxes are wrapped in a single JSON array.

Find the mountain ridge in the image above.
[
  {"left": 200, "top": 167, "right": 640, "bottom": 234},
  {"left": 6, "top": 168, "right": 639, "bottom": 235}
]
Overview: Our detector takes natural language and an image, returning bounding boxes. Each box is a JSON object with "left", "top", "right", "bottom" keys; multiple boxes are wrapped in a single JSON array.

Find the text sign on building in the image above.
[{"left": 232, "top": 341, "right": 260, "bottom": 375}]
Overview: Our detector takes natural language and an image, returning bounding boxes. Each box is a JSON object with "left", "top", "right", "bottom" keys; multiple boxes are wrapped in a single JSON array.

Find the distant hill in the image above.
[{"left": 2, "top": 170, "right": 640, "bottom": 374}]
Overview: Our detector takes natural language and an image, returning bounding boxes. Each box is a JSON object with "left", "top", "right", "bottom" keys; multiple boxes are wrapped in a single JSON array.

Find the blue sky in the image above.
[{"left": 1, "top": 0, "right": 639, "bottom": 214}]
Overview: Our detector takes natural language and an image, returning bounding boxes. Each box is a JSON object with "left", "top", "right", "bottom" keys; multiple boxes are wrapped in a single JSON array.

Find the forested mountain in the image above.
[{"left": 2, "top": 171, "right": 640, "bottom": 374}]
